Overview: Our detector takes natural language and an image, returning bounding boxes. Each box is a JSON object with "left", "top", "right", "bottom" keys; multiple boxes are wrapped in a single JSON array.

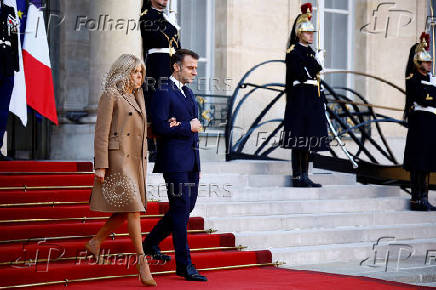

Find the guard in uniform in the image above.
[
  {"left": 282, "top": 3, "right": 329, "bottom": 187},
  {"left": 140, "top": 0, "right": 181, "bottom": 162},
  {"left": 0, "top": 0, "right": 19, "bottom": 160},
  {"left": 403, "top": 32, "right": 436, "bottom": 211}
]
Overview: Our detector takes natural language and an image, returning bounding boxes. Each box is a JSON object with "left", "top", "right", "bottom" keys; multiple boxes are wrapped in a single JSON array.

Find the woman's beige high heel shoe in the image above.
[
  {"left": 85, "top": 238, "right": 104, "bottom": 264},
  {"left": 136, "top": 254, "right": 157, "bottom": 287}
]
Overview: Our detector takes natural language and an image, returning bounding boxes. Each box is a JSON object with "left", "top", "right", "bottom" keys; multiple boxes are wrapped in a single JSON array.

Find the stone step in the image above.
[
  {"left": 146, "top": 172, "right": 357, "bottom": 189},
  {"left": 205, "top": 211, "right": 436, "bottom": 232},
  {"left": 285, "top": 255, "right": 436, "bottom": 284},
  {"left": 150, "top": 185, "right": 400, "bottom": 202},
  {"left": 273, "top": 238, "right": 436, "bottom": 267},
  {"left": 191, "top": 197, "right": 409, "bottom": 217},
  {"left": 236, "top": 223, "right": 436, "bottom": 250},
  {"left": 415, "top": 282, "right": 436, "bottom": 287},
  {"left": 147, "top": 161, "right": 293, "bottom": 175}
]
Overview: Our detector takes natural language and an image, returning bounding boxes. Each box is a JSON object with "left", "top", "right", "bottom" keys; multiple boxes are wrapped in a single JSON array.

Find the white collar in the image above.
[
  {"left": 170, "top": 76, "right": 186, "bottom": 97},
  {"left": 151, "top": 6, "right": 181, "bottom": 31},
  {"left": 151, "top": 6, "right": 165, "bottom": 13}
]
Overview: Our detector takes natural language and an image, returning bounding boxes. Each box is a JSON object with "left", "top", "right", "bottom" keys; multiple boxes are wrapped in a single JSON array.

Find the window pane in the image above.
[
  {"left": 325, "top": 73, "right": 347, "bottom": 89},
  {"left": 324, "top": 12, "right": 347, "bottom": 70},
  {"left": 325, "top": 0, "right": 348, "bottom": 10},
  {"left": 178, "top": 0, "right": 207, "bottom": 57}
]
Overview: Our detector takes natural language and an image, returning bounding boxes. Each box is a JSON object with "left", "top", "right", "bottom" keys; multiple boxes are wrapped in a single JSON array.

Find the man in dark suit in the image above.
[{"left": 143, "top": 49, "right": 207, "bottom": 281}]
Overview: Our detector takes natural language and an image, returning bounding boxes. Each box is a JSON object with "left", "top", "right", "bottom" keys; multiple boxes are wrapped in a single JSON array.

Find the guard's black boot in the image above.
[
  {"left": 301, "top": 151, "right": 321, "bottom": 187},
  {"left": 301, "top": 173, "right": 322, "bottom": 188},
  {"left": 0, "top": 154, "right": 12, "bottom": 161},
  {"left": 410, "top": 199, "right": 430, "bottom": 211},
  {"left": 410, "top": 171, "right": 424, "bottom": 211},
  {"left": 292, "top": 175, "right": 308, "bottom": 187},
  {"left": 422, "top": 172, "right": 436, "bottom": 211},
  {"left": 423, "top": 197, "right": 436, "bottom": 211},
  {"left": 291, "top": 150, "right": 303, "bottom": 187},
  {"left": 410, "top": 171, "right": 436, "bottom": 211}
]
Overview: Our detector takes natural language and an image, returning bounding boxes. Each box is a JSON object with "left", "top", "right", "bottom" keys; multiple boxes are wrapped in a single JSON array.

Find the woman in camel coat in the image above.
[{"left": 86, "top": 54, "right": 156, "bottom": 286}]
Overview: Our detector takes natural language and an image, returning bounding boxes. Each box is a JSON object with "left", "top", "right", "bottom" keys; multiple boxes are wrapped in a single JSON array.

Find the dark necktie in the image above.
[{"left": 182, "top": 86, "right": 196, "bottom": 116}]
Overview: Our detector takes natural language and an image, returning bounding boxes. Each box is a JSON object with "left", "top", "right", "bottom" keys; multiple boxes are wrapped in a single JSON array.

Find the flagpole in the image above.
[
  {"left": 431, "top": 0, "right": 436, "bottom": 75},
  {"left": 317, "top": 0, "right": 320, "bottom": 50},
  {"left": 316, "top": 0, "right": 321, "bottom": 97}
]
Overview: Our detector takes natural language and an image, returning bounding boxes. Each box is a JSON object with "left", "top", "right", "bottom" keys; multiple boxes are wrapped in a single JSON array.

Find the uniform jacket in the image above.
[
  {"left": 282, "top": 43, "right": 329, "bottom": 151},
  {"left": 150, "top": 80, "right": 200, "bottom": 173},
  {"left": 403, "top": 72, "right": 436, "bottom": 172},
  {"left": 405, "top": 72, "right": 436, "bottom": 111},
  {"left": 285, "top": 43, "right": 322, "bottom": 95},
  {"left": 140, "top": 8, "right": 180, "bottom": 53},
  {"left": 0, "top": 3, "right": 19, "bottom": 76},
  {"left": 140, "top": 8, "right": 181, "bottom": 121},
  {"left": 90, "top": 88, "right": 148, "bottom": 212}
]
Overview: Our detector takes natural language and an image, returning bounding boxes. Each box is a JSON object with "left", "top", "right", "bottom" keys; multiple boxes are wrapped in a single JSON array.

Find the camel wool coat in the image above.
[{"left": 89, "top": 88, "right": 148, "bottom": 212}]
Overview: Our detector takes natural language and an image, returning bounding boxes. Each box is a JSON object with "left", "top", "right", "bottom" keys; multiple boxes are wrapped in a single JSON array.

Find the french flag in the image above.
[
  {"left": 5, "top": 0, "right": 27, "bottom": 126},
  {"left": 22, "top": 1, "right": 58, "bottom": 125}
]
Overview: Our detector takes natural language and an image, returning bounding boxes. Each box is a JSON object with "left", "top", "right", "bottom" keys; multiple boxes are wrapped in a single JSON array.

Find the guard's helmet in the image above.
[
  {"left": 295, "top": 3, "right": 316, "bottom": 37},
  {"left": 414, "top": 32, "right": 432, "bottom": 65}
]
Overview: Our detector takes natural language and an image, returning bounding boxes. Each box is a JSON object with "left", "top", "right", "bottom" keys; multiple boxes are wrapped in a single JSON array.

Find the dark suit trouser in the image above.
[{"left": 146, "top": 171, "right": 199, "bottom": 266}]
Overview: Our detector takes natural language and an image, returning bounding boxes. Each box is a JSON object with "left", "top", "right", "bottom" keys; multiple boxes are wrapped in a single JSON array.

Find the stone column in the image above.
[
  {"left": 85, "top": 0, "right": 142, "bottom": 117},
  {"left": 50, "top": 0, "right": 141, "bottom": 160}
]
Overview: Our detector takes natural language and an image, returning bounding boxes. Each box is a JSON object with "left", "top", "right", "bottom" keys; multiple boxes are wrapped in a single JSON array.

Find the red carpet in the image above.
[
  {"left": 0, "top": 162, "right": 271, "bottom": 288},
  {"left": 0, "top": 161, "right": 429, "bottom": 289},
  {"left": 28, "top": 267, "right": 430, "bottom": 290}
]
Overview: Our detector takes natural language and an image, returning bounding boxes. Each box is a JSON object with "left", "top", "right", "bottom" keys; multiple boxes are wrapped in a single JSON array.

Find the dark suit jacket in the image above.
[{"left": 150, "top": 80, "right": 200, "bottom": 173}]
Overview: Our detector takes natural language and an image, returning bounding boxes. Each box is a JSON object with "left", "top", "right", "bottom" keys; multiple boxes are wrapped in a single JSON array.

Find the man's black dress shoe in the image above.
[
  {"left": 143, "top": 245, "right": 171, "bottom": 262},
  {"left": 176, "top": 263, "right": 207, "bottom": 281}
]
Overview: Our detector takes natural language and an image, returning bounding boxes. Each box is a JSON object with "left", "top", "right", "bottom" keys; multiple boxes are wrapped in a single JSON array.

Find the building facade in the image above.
[{"left": 4, "top": 0, "right": 430, "bottom": 163}]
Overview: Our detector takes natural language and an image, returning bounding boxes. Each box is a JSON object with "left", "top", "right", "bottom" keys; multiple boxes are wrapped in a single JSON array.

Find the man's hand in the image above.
[
  {"left": 168, "top": 117, "right": 180, "bottom": 128},
  {"left": 95, "top": 168, "right": 106, "bottom": 183},
  {"left": 190, "top": 118, "right": 202, "bottom": 132}
]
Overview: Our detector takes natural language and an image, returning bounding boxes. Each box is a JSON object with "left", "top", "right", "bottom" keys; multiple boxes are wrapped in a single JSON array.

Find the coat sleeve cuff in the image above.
[{"left": 94, "top": 152, "right": 109, "bottom": 169}]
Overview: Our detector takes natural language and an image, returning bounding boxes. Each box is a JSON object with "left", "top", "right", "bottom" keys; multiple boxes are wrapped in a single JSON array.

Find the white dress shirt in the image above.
[{"left": 170, "top": 76, "right": 186, "bottom": 98}]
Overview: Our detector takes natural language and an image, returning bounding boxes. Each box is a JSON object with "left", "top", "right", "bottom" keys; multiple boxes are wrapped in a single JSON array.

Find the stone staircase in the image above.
[{"left": 147, "top": 161, "right": 436, "bottom": 285}]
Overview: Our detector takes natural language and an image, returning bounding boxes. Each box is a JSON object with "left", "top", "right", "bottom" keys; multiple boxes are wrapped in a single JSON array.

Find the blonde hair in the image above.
[{"left": 103, "top": 54, "right": 146, "bottom": 94}]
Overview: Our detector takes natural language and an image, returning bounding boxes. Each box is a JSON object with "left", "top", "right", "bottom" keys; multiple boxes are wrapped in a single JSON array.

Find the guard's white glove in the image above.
[
  {"left": 429, "top": 73, "right": 436, "bottom": 86},
  {"left": 315, "top": 49, "right": 325, "bottom": 69}
]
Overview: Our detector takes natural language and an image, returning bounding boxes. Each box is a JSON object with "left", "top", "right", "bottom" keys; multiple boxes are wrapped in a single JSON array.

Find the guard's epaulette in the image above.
[
  {"left": 405, "top": 73, "right": 414, "bottom": 80},
  {"left": 286, "top": 44, "right": 295, "bottom": 54},
  {"left": 140, "top": 9, "right": 148, "bottom": 16}
]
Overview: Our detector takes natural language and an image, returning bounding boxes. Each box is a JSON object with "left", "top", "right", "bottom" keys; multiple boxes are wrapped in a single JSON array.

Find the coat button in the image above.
[
  {"left": 127, "top": 133, "right": 130, "bottom": 136},
  {"left": 127, "top": 154, "right": 130, "bottom": 158},
  {"left": 129, "top": 112, "right": 132, "bottom": 116}
]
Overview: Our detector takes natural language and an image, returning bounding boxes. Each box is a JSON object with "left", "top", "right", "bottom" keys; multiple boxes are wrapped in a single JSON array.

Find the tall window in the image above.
[
  {"left": 308, "top": 0, "right": 353, "bottom": 89},
  {"left": 176, "top": 0, "right": 215, "bottom": 94}
]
